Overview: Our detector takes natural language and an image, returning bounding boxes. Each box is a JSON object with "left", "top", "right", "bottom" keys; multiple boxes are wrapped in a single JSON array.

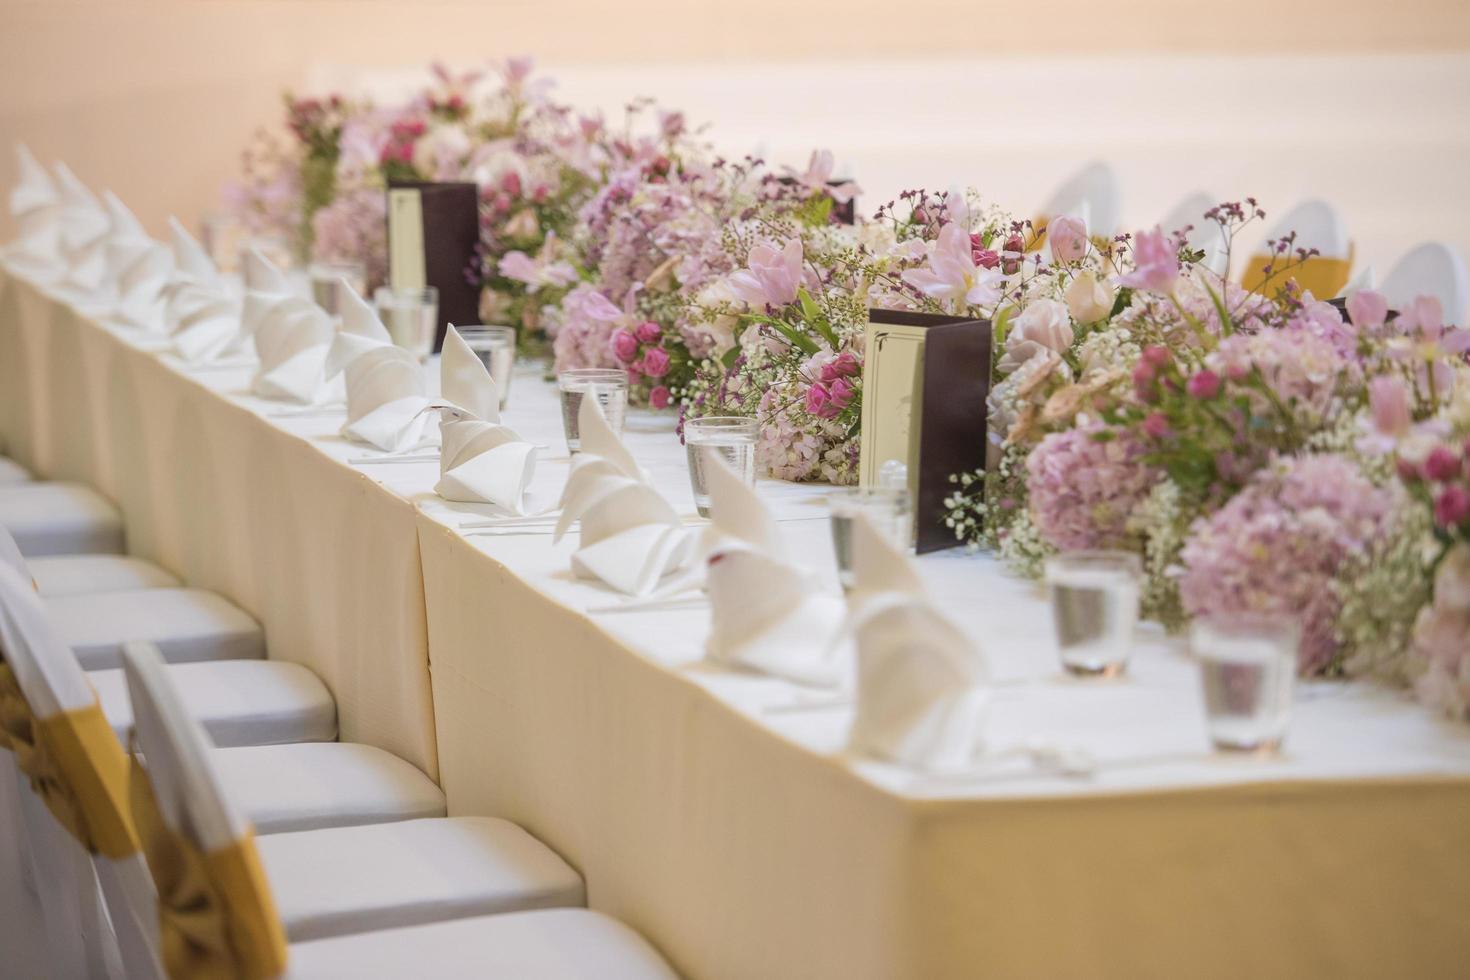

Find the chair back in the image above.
[
  {"left": 1241, "top": 198, "right": 1353, "bottom": 299},
  {"left": 1381, "top": 242, "right": 1470, "bottom": 327}
]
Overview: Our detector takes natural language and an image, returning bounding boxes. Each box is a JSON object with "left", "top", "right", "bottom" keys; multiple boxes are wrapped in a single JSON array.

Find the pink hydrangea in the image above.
[
  {"left": 551, "top": 283, "right": 624, "bottom": 372},
  {"left": 1413, "top": 545, "right": 1470, "bottom": 718},
  {"left": 310, "top": 188, "right": 387, "bottom": 287},
  {"left": 1207, "top": 326, "right": 1355, "bottom": 422},
  {"left": 1179, "top": 454, "right": 1400, "bottom": 675},
  {"left": 1026, "top": 425, "right": 1160, "bottom": 551}
]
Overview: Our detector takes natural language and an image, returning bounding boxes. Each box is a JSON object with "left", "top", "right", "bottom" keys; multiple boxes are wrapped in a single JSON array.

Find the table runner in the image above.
[{"left": 4, "top": 263, "right": 1470, "bottom": 977}]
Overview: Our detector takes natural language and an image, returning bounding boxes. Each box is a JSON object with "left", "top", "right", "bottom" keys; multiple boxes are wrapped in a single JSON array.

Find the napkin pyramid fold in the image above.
[
  {"left": 325, "top": 285, "right": 437, "bottom": 453},
  {"left": 6, "top": 144, "right": 63, "bottom": 275},
  {"left": 240, "top": 248, "right": 340, "bottom": 404},
  {"left": 164, "top": 218, "right": 245, "bottom": 364},
  {"left": 555, "top": 393, "right": 693, "bottom": 596}
]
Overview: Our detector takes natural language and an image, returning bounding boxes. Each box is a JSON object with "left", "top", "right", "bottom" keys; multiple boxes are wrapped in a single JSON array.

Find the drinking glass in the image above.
[
  {"left": 456, "top": 325, "right": 516, "bottom": 409},
  {"left": 1192, "top": 614, "right": 1299, "bottom": 753},
  {"left": 1044, "top": 551, "right": 1141, "bottom": 677},
  {"left": 829, "top": 487, "right": 913, "bottom": 592},
  {"left": 310, "top": 261, "right": 367, "bottom": 316},
  {"left": 374, "top": 287, "right": 440, "bottom": 360},
  {"left": 684, "top": 417, "right": 759, "bottom": 517},
  {"left": 559, "top": 369, "right": 629, "bottom": 453}
]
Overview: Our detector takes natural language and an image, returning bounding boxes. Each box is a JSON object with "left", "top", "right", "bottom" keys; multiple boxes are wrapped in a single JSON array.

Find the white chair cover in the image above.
[
  {"left": 1381, "top": 242, "right": 1470, "bottom": 327},
  {"left": 1040, "top": 160, "right": 1121, "bottom": 239},
  {"left": 1157, "top": 190, "right": 1228, "bottom": 277}
]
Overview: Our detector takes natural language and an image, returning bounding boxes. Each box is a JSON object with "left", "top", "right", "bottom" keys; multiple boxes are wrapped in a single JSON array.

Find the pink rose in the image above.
[
  {"left": 641, "top": 346, "right": 671, "bottom": 378},
  {"left": 611, "top": 329, "right": 639, "bottom": 364},
  {"left": 1186, "top": 370, "right": 1221, "bottom": 399},
  {"left": 500, "top": 171, "right": 522, "bottom": 197},
  {"left": 827, "top": 377, "right": 856, "bottom": 412},
  {"left": 1142, "top": 412, "right": 1171, "bottom": 439},
  {"left": 806, "top": 382, "right": 837, "bottom": 419},
  {"left": 1425, "top": 447, "right": 1463, "bottom": 482},
  {"left": 819, "top": 351, "right": 860, "bottom": 382},
  {"left": 1048, "top": 214, "right": 1089, "bottom": 263},
  {"left": 636, "top": 320, "right": 662, "bottom": 343},
  {"left": 1434, "top": 485, "right": 1470, "bottom": 527},
  {"left": 649, "top": 385, "right": 671, "bottom": 410}
]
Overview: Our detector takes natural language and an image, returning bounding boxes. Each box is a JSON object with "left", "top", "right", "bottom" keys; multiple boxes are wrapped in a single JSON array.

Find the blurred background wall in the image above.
[{"left": 2, "top": 0, "right": 1469, "bottom": 270}]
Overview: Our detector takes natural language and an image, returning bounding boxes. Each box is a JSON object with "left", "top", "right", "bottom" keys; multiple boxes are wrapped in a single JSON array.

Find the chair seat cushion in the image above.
[
  {"left": 0, "top": 456, "right": 30, "bottom": 485},
  {"left": 49, "top": 588, "right": 264, "bottom": 670},
  {"left": 29, "top": 554, "right": 181, "bottom": 597},
  {"left": 92, "top": 659, "right": 337, "bottom": 747},
  {"left": 0, "top": 482, "right": 123, "bottom": 557},
  {"left": 213, "top": 743, "right": 446, "bottom": 835},
  {"left": 258, "top": 817, "right": 586, "bottom": 943},
  {"left": 287, "top": 908, "right": 678, "bottom": 979}
]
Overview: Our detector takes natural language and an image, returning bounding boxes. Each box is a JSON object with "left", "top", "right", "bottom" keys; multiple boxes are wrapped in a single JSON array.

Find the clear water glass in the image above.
[
  {"left": 1192, "top": 614, "right": 1298, "bottom": 753},
  {"left": 1045, "top": 551, "right": 1141, "bottom": 677},
  {"left": 829, "top": 488, "right": 913, "bottom": 592},
  {"left": 457, "top": 325, "right": 516, "bottom": 409},
  {"left": 310, "top": 262, "right": 367, "bottom": 316},
  {"left": 684, "top": 416, "right": 758, "bottom": 517},
  {"left": 374, "top": 287, "right": 440, "bottom": 360},
  {"left": 559, "top": 369, "right": 628, "bottom": 453}
]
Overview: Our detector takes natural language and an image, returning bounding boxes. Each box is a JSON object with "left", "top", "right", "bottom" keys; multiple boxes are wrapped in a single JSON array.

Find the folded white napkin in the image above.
[
  {"left": 845, "top": 515, "right": 990, "bottom": 771},
  {"left": 325, "top": 286, "right": 437, "bottom": 452},
  {"left": 53, "top": 163, "right": 110, "bottom": 295},
  {"left": 6, "top": 144, "right": 62, "bottom": 274},
  {"left": 239, "top": 248, "right": 339, "bottom": 404},
  {"left": 702, "top": 459, "right": 849, "bottom": 687},
  {"left": 430, "top": 325, "right": 538, "bottom": 513},
  {"left": 102, "top": 192, "right": 171, "bottom": 332},
  {"left": 164, "top": 218, "right": 244, "bottom": 364},
  {"left": 554, "top": 394, "right": 694, "bottom": 596}
]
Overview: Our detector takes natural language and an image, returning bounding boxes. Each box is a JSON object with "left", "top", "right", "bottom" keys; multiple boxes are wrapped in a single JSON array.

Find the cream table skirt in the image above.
[
  {"left": 0, "top": 268, "right": 438, "bottom": 779},
  {"left": 5, "top": 263, "right": 1470, "bottom": 978}
]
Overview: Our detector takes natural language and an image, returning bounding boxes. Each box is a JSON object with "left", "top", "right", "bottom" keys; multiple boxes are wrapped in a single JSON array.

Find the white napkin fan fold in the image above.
[
  {"left": 164, "top": 218, "right": 244, "bottom": 364},
  {"left": 103, "top": 192, "right": 172, "bottom": 331},
  {"left": 845, "top": 516, "right": 990, "bottom": 771},
  {"left": 326, "top": 285, "right": 436, "bottom": 452},
  {"left": 554, "top": 394, "right": 692, "bottom": 596},
  {"left": 702, "top": 459, "right": 849, "bottom": 687},
  {"left": 6, "top": 144, "right": 63, "bottom": 274},
  {"left": 240, "top": 248, "right": 339, "bottom": 403},
  {"left": 54, "top": 163, "right": 110, "bottom": 294}
]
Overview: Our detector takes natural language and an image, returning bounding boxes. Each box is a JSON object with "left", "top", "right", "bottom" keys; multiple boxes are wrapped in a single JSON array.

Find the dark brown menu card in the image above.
[
  {"left": 387, "top": 180, "right": 480, "bottom": 352},
  {"left": 860, "top": 309, "right": 993, "bottom": 554}
]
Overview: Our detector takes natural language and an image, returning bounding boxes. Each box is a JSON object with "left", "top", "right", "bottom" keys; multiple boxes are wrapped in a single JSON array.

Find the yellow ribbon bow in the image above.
[
  {"left": 0, "top": 662, "right": 138, "bottom": 859},
  {"left": 129, "top": 753, "right": 288, "bottom": 980}
]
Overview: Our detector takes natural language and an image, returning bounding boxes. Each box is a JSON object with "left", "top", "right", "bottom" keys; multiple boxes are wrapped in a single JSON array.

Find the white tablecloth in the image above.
[{"left": 5, "top": 264, "right": 1470, "bottom": 978}]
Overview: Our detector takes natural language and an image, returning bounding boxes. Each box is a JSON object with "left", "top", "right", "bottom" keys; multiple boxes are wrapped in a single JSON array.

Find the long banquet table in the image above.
[{"left": 4, "top": 263, "right": 1470, "bottom": 979}]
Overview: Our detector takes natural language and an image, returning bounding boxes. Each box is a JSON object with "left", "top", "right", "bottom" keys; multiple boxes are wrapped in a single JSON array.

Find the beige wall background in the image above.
[{"left": 2, "top": 0, "right": 1470, "bottom": 274}]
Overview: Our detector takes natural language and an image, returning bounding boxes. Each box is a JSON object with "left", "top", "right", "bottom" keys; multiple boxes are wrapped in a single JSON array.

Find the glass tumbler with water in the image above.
[
  {"left": 829, "top": 488, "right": 913, "bottom": 592},
  {"left": 1045, "top": 551, "right": 1141, "bottom": 677},
  {"left": 1192, "top": 614, "right": 1298, "bottom": 753},
  {"left": 374, "top": 287, "right": 440, "bottom": 360},
  {"left": 310, "top": 261, "right": 367, "bottom": 316},
  {"left": 684, "top": 417, "right": 758, "bottom": 517},
  {"left": 559, "top": 369, "right": 629, "bottom": 453},
  {"left": 456, "top": 325, "right": 516, "bottom": 409}
]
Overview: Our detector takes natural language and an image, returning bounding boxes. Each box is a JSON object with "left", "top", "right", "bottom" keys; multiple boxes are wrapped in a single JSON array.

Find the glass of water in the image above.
[
  {"left": 829, "top": 488, "right": 913, "bottom": 592},
  {"left": 456, "top": 325, "right": 516, "bottom": 409},
  {"left": 1192, "top": 614, "right": 1298, "bottom": 753},
  {"left": 559, "top": 369, "right": 628, "bottom": 454},
  {"left": 1045, "top": 551, "right": 1141, "bottom": 677},
  {"left": 684, "top": 416, "right": 759, "bottom": 517},
  {"left": 310, "top": 261, "right": 367, "bottom": 316},
  {"left": 374, "top": 287, "right": 439, "bottom": 360}
]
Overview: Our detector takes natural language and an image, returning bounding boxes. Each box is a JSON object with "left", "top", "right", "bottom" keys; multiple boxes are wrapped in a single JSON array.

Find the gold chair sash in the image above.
[
  {"left": 0, "top": 662, "right": 139, "bottom": 859},
  {"left": 129, "top": 755, "right": 288, "bottom": 980},
  {"left": 1241, "top": 247, "right": 1354, "bottom": 300}
]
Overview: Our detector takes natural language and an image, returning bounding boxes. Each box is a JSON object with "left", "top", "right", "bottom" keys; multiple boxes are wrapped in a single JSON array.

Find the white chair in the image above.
[
  {"left": 1240, "top": 198, "right": 1353, "bottom": 299},
  {"left": 1037, "top": 160, "right": 1122, "bottom": 241},
  {"left": 0, "top": 456, "right": 29, "bottom": 485},
  {"left": 1157, "top": 191, "right": 1229, "bottom": 277},
  {"left": 122, "top": 641, "right": 676, "bottom": 977},
  {"left": 0, "top": 480, "right": 125, "bottom": 556},
  {"left": 0, "top": 524, "right": 264, "bottom": 669},
  {"left": 1381, "top": 242, "right": 1470, "bottom": 327}
]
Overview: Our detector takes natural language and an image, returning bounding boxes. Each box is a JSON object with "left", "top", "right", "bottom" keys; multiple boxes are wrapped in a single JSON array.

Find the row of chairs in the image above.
[
  {"left": 1037, "top": 161, "right": 1469, "bottom": 322},
  {"left": 0, "top": 162, "right": 675, "bottom": 978}
]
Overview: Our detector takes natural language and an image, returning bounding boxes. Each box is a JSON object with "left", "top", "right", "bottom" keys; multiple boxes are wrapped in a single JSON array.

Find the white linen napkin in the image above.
[
  {"left": 429, "top": 326, "right": 538, "bottom": 513},
  {"left": 702, "top": 459, "right": 850, "bottom": 687},
  {"left": 325, "top": 286, "right": 437, "bottom": 452},
  {"left": 239, "top": 248, "right": 339, "bottom": 404},
  {"left": 53, "top": 163, "right": 110, "bottom": 295},
  {"left": 103, "top": 192, "right": 171, "bottom": 332},
  {"left": 554, "top": 394, "right": 694, "bottom": 596},
  {"left": 164, "top": 218, "right": 244, "bottom": 364},
  {"left": 6, "top": 144, "right": 62, "bottom": 275},
  {"left": 845, "top": 515, "right": 990, "bottom": 771}
]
